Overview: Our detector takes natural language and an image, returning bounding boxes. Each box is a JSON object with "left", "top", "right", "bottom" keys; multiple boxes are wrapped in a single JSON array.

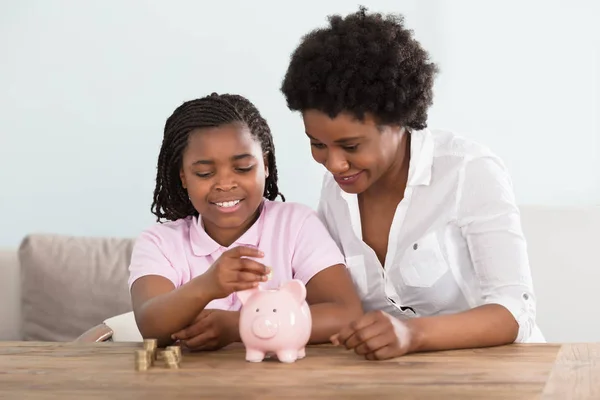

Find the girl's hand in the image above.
[
  {"left": 203, "top": 245, "right": 270, "bottom": 299},
  {"left": 171, "top": 309, "right": 239, "bottom": 351},
  {"left": 330, "top": 310, "right": 418, "bottom": 360}
]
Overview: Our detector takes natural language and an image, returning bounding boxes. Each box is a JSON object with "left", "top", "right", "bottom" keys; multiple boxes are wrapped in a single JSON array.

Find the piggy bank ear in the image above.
[
  {"left": 237, "top": 287, "right": 260, "bottom": 305},
  {"left": 281, "top": 279, "right": 307, "bottom": 304}
]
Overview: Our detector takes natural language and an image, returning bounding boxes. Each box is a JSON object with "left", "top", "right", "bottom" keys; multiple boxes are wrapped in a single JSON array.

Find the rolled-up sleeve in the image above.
[{"left": 456, "top": 155, "right": 537, "bottom": 343}]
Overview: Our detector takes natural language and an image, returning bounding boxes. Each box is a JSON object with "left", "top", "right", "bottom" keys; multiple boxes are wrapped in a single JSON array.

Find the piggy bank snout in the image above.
[{"left": 251, "top": 316, "right": 279, "bottom": 339}]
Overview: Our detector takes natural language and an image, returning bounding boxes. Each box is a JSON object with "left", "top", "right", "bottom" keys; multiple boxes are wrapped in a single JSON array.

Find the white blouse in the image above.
[{"left": 317, "top": 128, "right": 545, "bottom": 343}]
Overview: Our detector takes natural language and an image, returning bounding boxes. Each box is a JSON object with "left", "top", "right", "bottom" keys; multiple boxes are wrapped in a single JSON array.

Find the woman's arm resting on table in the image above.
[
  {"left": 407, "top": 303, "right": 518, "bottom": 352},
  {"left": 333, "top": 303, "right": 519, "bottom": 360},
  {"left": 454, "top": 155, "right": 537, "bottom": 344},
  {"left": 305, "top": 263, "right": 364, "bottom": 344},
  {"left": 408, "top": 154, "right": 537, "bottom": 352}
]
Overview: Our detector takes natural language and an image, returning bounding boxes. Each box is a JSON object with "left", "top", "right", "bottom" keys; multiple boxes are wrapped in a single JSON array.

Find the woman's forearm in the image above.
[
  {"left": 308, "top": 302, "right": 364, "bottom": 344},
  {"left": 407, "top": 304, "right": 519, "bottom": 353},
  {"left": 135, "top": 276, "right": 215, "bottom": 347}
]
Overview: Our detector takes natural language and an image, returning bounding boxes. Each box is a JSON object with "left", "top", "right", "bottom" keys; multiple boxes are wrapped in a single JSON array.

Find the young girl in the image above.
[
  {"left": 280, "top": 7, "right": 545, "bottom": 360},
  {"left": 128, "top": 92, "right": 362, "bottom": 349}
]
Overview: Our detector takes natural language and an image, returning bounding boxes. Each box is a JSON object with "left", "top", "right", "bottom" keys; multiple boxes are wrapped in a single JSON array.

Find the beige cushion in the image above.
[
  {"left": 0, "top": 248, "right": 21, "bottom": 340},
  {"left": 19, "top": 234, "right": 135, "bottom": 341}
]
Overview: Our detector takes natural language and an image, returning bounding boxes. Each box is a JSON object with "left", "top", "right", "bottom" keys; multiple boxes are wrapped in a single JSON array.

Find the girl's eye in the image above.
[
  {"left": 195, "top": 172, "right": 213, "bottom": 178},
  {"left": 236, "top": 165, "right": 254, "bottom": 173},
  {"left": 310, "top": 142, "right": 325, "bottom": 149}
]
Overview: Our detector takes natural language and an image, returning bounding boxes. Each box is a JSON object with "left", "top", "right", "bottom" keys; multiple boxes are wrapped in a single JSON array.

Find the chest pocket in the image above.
[
  {"left": 399, "top": 231, "right": 449, "bottom": 288},
  {"left": 344, "top": 255, "right": 369, "bottom": 298}
]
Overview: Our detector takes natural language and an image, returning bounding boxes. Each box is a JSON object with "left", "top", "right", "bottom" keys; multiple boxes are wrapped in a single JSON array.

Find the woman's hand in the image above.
[
  {"left": 331, "top": 310, "right": 419, "bottom": 360},
  {"left": 171, "top": 309, "right": 240, "bottom": 351}
]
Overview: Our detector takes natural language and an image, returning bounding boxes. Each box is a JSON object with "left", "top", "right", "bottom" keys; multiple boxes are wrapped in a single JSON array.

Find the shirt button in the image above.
[
  {"left": 413, "top": 243, "right": 418, "bottom": 250},
  {"left": 523, "top": 293, "right": 529, "bottom": 300}
]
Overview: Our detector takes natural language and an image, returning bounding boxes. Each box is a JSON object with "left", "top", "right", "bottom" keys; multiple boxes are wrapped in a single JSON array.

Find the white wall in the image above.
[
  {"left": 1, "top": 0, "right": 598, "bottom": 248},
  {"left": 428, "top": 0, "right": 600, "bottom": 207}
]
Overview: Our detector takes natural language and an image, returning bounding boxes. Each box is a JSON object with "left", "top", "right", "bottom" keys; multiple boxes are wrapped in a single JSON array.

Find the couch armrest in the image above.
[{"left": 0, "top": 248, "right": 21, "bottom": 340}]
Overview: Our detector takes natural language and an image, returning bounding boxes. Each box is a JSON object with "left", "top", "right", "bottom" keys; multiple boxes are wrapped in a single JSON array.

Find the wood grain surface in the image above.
[{"left": 0, "top": 341, "right": 598, "bottom": 399}]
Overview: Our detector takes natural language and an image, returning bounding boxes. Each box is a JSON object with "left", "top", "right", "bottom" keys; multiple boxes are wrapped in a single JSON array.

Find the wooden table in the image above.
[{"left": 0, "top": 342, "right": 598, "bottom": 399}]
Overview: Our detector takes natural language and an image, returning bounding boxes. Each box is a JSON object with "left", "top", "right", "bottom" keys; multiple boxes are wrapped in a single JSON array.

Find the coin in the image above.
[
  {"left": 166, "top": 346, "right": 182, "bottom": 364},
  {"left": 143, "top": 338, "right": 158, "bottom": 362},
  {"left": 162, "top": 349, "right": 180, "bottom": 369},
  {"left": 134, "top": 350, "right": 151, "bottom": 371}
]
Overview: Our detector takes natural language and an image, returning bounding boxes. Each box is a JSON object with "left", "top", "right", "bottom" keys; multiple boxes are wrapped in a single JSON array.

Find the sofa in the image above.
[
  {"left": 1, "top": 205, "right": 599, "bottom": 343},
  {"left": 0, "top": 235, "right": 141, "bottom": 342}
]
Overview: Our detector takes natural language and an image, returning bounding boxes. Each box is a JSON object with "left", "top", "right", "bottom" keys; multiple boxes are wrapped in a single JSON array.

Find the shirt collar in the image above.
[
  {"left": 406, "top": 128, "right": 434, "bottom": 187},
  {"left": 190, "top": 200, "right": 266, "bottom": 257}
]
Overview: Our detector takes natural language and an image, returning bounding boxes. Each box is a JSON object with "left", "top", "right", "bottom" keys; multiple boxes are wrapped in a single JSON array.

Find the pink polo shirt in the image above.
[{"left": 128, "top": 200, "right": 345, "bottom": 311}]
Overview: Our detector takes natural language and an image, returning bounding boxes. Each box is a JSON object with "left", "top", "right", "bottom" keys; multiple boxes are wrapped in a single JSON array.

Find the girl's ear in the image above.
[
  {"left": 179, "top": 168, "right": 187, "bottom": 189},
  {"left": 263, "top": 153, "right": 269, "bottom": 178}
]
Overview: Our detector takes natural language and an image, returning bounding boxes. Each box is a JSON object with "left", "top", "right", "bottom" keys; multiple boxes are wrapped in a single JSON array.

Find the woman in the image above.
[{"left": 280, "top": 7, "right": 544, "bottom": 360}]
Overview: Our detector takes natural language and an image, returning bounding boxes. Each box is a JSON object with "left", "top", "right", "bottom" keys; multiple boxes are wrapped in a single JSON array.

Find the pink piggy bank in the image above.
[{"left": 237, "top": 279, "right": 312, "bottom": 363}]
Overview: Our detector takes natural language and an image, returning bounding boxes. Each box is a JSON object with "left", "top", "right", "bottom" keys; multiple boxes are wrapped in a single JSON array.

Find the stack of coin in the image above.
[
  {"left": 134, "top": 349, "right": 152, "bottom": 371},
  {"left": 162, "top": 349, "right": 180, "bottom": 369},
  {"left": 143, "top": 339, "right": 158, "bottom": 363},
  {"left": 166, "top": 345, "right": 182, "bottom": 364}
]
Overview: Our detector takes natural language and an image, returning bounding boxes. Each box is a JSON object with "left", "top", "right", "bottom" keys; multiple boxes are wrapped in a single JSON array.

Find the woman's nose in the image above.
[{"left": 325, "top": 151, "right": 350, "bottom": 174}]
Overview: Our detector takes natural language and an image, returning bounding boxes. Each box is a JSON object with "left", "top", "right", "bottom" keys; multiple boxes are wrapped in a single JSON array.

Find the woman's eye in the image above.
[
  {"left": 342, "top": 144, "right": 359, "bottom": 152},
  {"left": 310, "top": 142, "right": 325, "bottom": 149}
]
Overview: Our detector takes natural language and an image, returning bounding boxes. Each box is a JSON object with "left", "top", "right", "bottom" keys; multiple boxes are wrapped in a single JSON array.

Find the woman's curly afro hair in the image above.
[{"left": 281, "top": 6, "right": 439, "bottom": 130}]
